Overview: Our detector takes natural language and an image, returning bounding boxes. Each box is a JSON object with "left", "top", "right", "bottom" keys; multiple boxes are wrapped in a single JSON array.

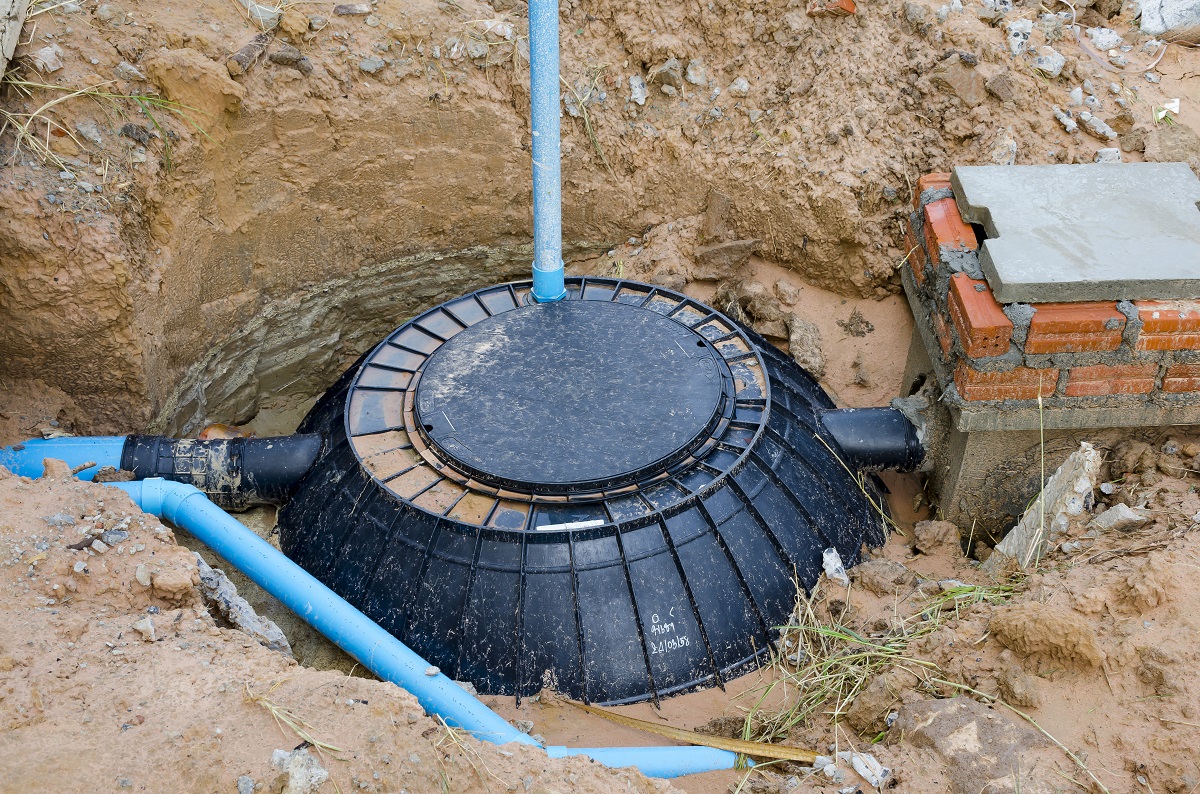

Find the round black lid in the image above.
[{"left": 413, "top": 299, "right": 726, "bottom": 492}]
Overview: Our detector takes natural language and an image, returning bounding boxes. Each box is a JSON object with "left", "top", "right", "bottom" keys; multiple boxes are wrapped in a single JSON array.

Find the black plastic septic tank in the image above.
[{"left": 279, "top": 277, "right": 887, "bottom": 705}]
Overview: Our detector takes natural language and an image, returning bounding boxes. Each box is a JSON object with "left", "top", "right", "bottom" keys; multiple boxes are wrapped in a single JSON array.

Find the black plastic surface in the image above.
[
  {"left": 122, "top": 434, "right": 322, "bottom": 510},
  {"left": 817, "top": 408, "right": 924, "bottom": 471},
  {"left": 278, "top": 278, "right": 889, "bottom": 705},
  {"left": 416, "top": 299, "right": 727, "bottom": 492}
]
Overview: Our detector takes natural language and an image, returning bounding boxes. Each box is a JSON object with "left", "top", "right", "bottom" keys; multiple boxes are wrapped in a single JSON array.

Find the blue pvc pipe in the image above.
[
  {"left": 528, "top": 0, "right": 566, "bottom": 303},
  {"left": 105, "top": 477, "right": 744, "bottom": 778},
  {"left": 0, "top": 436, "right": 126, "bottom": 481}
]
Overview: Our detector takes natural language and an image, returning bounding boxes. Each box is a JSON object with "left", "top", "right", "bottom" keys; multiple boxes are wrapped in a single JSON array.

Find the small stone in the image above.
[
  {"left": 454, "top": 680, "right": 478, "bottom": 695},
  {"left": 269, "top": 45, "right": 313, "bottom": 74},
  {"left": 358, "top": 57, "right": 385, "bottom": 74},
  {"left": 988, "top": 126, "right": 1017, "bottom": 165},
  {"left": 1079, "top": 111, "right": 1117, "bottom": 140},
  {"left": 30, "top": 46, "right": 64, "bottom": 73},
  {"left": 727, "top": 77, "right": 750, "bottom": 98},
  {"left": 684, "top": 59, "right": 707, "bottom": 86},
  {"left": 787, "top": 315, "right": 825, "bottom": 377},
  {"left": 364, "top": 14, "right": 380, "bottom": 26},
  {"left": 132, "top": 616, "right": 156, "bottom": 642},
  {"left": 1146, "top": 72, "right": 1161, "bottom": 83},
  {"left": 1052, "top": 105, "right": 1077, "bottom": 134},
  {"left": 514, "top": 719, "right": 535, "bottom": 734},
  {"left": 1031, "top": 46, "right": 1065, "bottom": 78},
  {"left": 101, "top": 529, "right": 130, "bottom": 545},
  {"left": 73, "top": 560, "right": 87, "bottom": 574},
  {"left": 1094, "top": 147, "right": 1121, "bottom": 163},
  {"left": 333, "top": 3, "right": 371, "bottom": 14},
  {"left": 1006, "top": 19, "right": 1033, "bottom": 55},
  {"left": 236, "top": 776, "right": 255, "bottom": 794},
  {"left": 914, "top": 520, "right": 963, "bottom": 555},
  {"left": 91, "top": 539, "right": 109, "bottom": 553},
  {"left": 984, "top": 70, "right": 1015, "bottom": 103},
  {"left": 135, "top": 563, "right": 151, "bottom": 587},
  {"left": 113, "top": 61, "right": 145, "bottom": 81},
  {"left": 308, "top": 15, "right": 327, "bottom": 29},
  {"left": 44, "top": 512, "right": 76, "bottom": 527},
  {"left": 424, "top": 665, "right": 440, "bottom": 676},
  {"left": 1083, "top": 94, "right": 1102, "bottom": 111},
  {"left": 119, "top": 123, "right": 152, "bottom": 145},
  {"left": 648, "top": 57, "right": 683, "bottom": 89},
  {"left": 1068, "top": 86, "right": 1083, "bottom": 106},
  {"left": 1086, "top": 27, "right": 1123, "bottom": 51},
  {"left": 660, "top": 84, "right": 677, "bottom": 96},
  {"left": 997, "top": 665, "right": 1042, "bottom": 707},
  {"left": 96, "top": 3, "right": 127, "bottom": 25},
  {"left": 629, "top": 74, "right": 648, "bottom": 105},
  {"left": 465, "top": 38, "right": 487, "bottom": 59},
  {"left": 1088, "top": 503, "right": 1150, "bottom": 532}
]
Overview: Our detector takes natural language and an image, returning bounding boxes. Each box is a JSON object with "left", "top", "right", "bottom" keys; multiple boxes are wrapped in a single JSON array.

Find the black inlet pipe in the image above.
[
  {"left": 120, "top": 434, "right": 322, "bottom": 510},
  {"left": 817, "top": 408, "right": 924, "bottom": 472}
]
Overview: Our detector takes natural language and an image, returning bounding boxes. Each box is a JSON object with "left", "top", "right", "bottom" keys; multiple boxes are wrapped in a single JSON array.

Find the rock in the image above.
[
  {"left": 1053, "top": 105, "right": 1078, "bottom": 133},
  {"left": 279, "top": 7, "right": 309, "bottom": 38},
  {"left": 984, "top": 442, "right": 1100, "bottom": 574},
  {"left": 91, "top": 539, "right": 109, "bottom": 553},
  {"left": 774, "top": 280, "right": 800, "bottom": 306},
  {"left": 236, "top": 776, "right": 255, "bottom": 794},
  {"left": 684, "top": 59, "right": 707, "bottom": 86},
  {"left": 990, "top": 602, "right": 1104, "bottom": 669},
  {"left": 984, "top": 69, "right": 1016, "bottom": 102},
  {"left": 269, "top": 45, "right": 313, "bottom": 75},
  {"left": 1088, "top": 502, "right": 1150, "bottom": 532},
  {"left": 629, "top": 74, "right": 648, "bottom": 105},
  {"left": 988, "top": 126, "right": 1017, "bottom": 165},
  {"left": 119, "top": 123, "right": 152, "bottom": 145},
  {"left": 903, "top": 0, "right": 932, "bottom": 30},
  {"left": 1094, "top": 147, "right": 1122, "bottom": 162},
  {"left": 358, "top": 56, "right": 385, "bottom": 74},
  {"left": 131, "top": 616, "right": 156, "bottom": 642},
  {"left": 851, "top": 558, "right": 918, "bottom": 596},
  {"left": 1006, "top": 19, "right": 1033, "bottom": 55},
  {"left": 913, "top": 520, "right": 962, "bottom": 556},
  {"left": 1086, "top": 26, "right": 1124, "bottom": 50},
  {"left": 1079, "top": 111, "right": 1117, "bottom": 140},
  {"left": 786, "top": 315, "right": 825, "bottom": 377},
  {"left": 308, "top": 15, "right": 327, "bottom": 29},
  {"left": 1031, "top": 46, "right": 1065, "bottom": 77},
  {"left": 692, "top": 239, "right": 757, "bottom": 281},
  {"left": 113, "top": 61, "right": 145, "bottom": 81},
  {"left": 227, "top": 32, "right": 271, "bottom": 77},
  {"left": 101, "top": 528, "right": 130, "bottom": 545},
  {"left": 1068, "top": 87, "right": 1084, "bottom": 106},
  {"left": 333, "top": 3, "right": 370, "bottom": 14},
  {"left": 997, "top": 665, "right": 1042, "bottom": 707},
  {"left": 271, "top": 748, "right": 329, "bottom": 794},
  {"left": 95, "top": 3, "right": 127, "bottom": 25},
  {"left": 43, "top": 511, "right": 76, "bottom": 527},
  {"left": 896, "top": 697, "right": 1050, "bottom": 794},
  {"left": 30, "top": 46, "right": 64, "bottom": 73},
  {"left": 514, "top": 719, "right": 535, "bottom": 734},
  {"left": 930, "top": 54, "right": 987, "bottom": 107},
  {"left": 699, "top": 190, "right": 733, "bottom": 242},
  {"left": 846, "top": 669, "right": 919, "bottom": 734},
  {"left": 1144, "top": 123, "right": 1200, "bottom": 173},
  {"left": 727, "top": 77, "right": 750, "bottom": 98},
  {"left": 134, "top": 564, "right": 151, "bottom": 587},
  {"left": 196, "top": 555, "right": 292, "bottom": 655},
  {"left": 1141, "top": 0, "right": 1200, "bottom": 40},
  {"left": 648, "top": 57, "right": 683, "bottom": 89},
  {"left": 42, "top": 459, "right": 73, "bottom": 480},
  {"left": 74, "top": 120, "right": 104, "bottom": 146}
]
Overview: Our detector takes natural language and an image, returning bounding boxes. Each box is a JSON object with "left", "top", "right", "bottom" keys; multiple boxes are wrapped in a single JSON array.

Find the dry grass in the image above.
[{"left": 245, "top": 681, "right": 345, "bottom": 758}]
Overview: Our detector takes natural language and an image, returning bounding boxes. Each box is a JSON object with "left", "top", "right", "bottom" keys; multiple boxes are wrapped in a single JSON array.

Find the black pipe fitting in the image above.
[
  {"left": 120, "top": 434, "right": 323, "bottom": 510},
  {"left": 817, "top": 407, "right": 925, "bottom": 472}
]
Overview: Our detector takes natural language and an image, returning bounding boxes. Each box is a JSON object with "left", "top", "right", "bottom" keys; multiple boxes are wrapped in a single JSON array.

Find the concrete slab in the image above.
[{"left": 951, "top": 163, "right": 1200, "bottom": 303}]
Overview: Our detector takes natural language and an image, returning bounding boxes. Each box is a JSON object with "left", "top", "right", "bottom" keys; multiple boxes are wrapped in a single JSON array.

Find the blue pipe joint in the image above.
[
  {"left": 0, "top": 436, "right": 126, "bottom": 481},
  {"left": 532, "top": 260, "right": 567, "bottom": 302}
]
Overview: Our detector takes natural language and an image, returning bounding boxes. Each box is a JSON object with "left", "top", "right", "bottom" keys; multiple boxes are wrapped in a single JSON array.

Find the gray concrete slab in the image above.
[{"left": 951, "top": 163, "right": 1200, "bottom": 303}]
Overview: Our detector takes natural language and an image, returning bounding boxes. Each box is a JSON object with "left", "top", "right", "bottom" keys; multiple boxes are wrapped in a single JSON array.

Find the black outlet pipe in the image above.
[
  {"left": 818, "top": 407, "right": 924, "bottom": 472},
  {"left": 120, "top": 434, "right": 323, "bottom": 510}
]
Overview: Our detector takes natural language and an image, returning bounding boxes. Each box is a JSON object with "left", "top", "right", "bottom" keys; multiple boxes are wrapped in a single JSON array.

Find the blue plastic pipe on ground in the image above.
[
  {"left": 0, "top": 436, "right": 126, "bottom": 481},
  {"left": 528, "top": 0, "right": 566, "bottom": 303},
  {"left": 103, "top": 477, "right": 745, "bottom": 778}
]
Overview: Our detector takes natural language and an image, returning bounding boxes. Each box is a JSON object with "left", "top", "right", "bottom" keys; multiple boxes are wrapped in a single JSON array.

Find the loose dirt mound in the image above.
[{"left": 0, "top": 465, "right": 674, "bottom": 794}]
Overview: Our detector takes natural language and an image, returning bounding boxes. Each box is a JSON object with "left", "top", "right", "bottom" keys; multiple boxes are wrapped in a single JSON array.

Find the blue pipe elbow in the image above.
[{"left": 0, "top": 436, "right": 126, "bottom": 481}]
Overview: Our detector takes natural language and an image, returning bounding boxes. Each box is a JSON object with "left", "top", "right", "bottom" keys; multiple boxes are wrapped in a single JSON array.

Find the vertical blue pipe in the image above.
[{"left": 529, "top": 0, "right": 566, "bottom": 302}]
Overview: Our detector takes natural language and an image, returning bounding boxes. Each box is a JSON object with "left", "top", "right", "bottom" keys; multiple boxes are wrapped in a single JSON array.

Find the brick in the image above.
[
  {"left": 954, "top": 363, "right": 1057, "bottom": 401},
  {"left": 932, "top": 311, "right": 952, "bottom": 359},
  {"left": 903, "top": 220, "right": 928, "bottom": 286},
  {"left": 1135, "top": 300, "right": 1200, "bottom": 350},
  {"left": 923, "top": 198, "right": 978, "bottom": 270},
  {"left": 1064, "top": 363, "right": 1158, "bottom": 397},
  {"left": 948, "top": 274, "right": 1012, "bottom": 358},
  {"left": 1024, "top": 302, "right": 1125, "bottom": 354},
  {"left": 913, "top": 172, "right": 952, "bottom": 210},
  {"left": 807, "top": 0, "right": 856, "bottom": 15},
  {"left": 1163, "top": 363, "right": 1200, "bottom": 393}
]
